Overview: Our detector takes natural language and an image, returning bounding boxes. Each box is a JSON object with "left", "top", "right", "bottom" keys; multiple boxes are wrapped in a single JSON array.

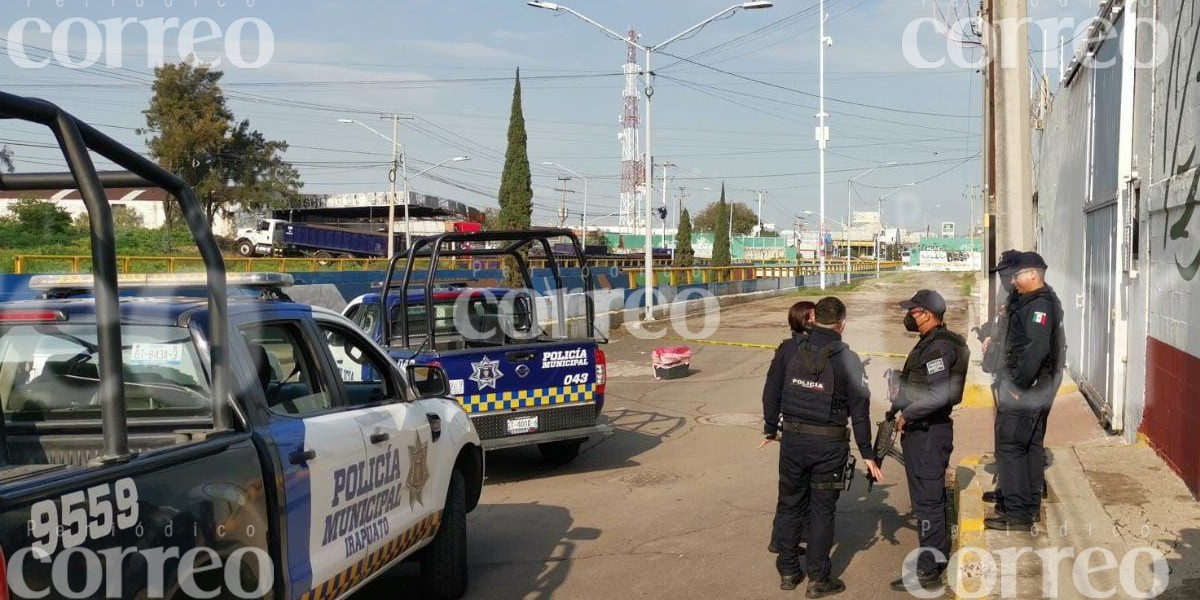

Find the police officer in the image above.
[
  {"left": 888, "top": 290, "right": 969, "bottom": 591},
  {"left": 762, "top": 296, "right": 882, "bottom": 597},
  {"left": 978, "top": 249, "right": 1022, "bottom": 506},
  {"left": 767, "top": 300, "right": 819, "bottom": 555},
  {"left": 986, "top": 251, "right": 1066, "bottom": 531}
]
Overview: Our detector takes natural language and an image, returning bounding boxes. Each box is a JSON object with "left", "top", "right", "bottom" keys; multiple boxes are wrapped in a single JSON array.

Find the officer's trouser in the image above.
[
  {"left": 772, "top": 433, "right": 847, "bottom": 580},
  {"left": 901, "top": 422, "right": 954, "bottom": 573},
  {"left": 995, "top": 379, "right": 1056, "bottom": 521}
]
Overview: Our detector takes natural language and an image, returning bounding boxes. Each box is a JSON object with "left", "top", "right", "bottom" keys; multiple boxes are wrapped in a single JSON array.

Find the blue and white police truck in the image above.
[
  {"left": 0, "top": 92, "right": 483, "bottom": 600},
  {"left": 342, "top": 230, "right": 613, "bottom": 465}
]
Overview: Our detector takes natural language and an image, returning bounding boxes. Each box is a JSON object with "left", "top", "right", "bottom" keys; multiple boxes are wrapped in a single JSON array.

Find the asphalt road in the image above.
[{"left": 365, "top": 271, "right": 971, "bottom": 600}]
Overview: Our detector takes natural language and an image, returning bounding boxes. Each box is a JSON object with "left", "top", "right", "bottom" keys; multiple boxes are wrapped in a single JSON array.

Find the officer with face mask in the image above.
[
  {"left": 888, "top": 290, "right": 969, "bottom": 591},
  {"left": 761, "top": 296, "right": 882, "bottom": 597},
  {"left": 986, "top": 251, "right": 1066, "bottom": 531}
]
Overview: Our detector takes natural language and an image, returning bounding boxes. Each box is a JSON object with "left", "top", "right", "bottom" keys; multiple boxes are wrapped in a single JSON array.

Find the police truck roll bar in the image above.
[{"left": 0, "top": 90, "right": 231, "bottom": 462}]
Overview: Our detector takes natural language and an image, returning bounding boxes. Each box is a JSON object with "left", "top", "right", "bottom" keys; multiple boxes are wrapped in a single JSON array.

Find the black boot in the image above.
[
  {"left": 984, "top": 515, "right": 1034, "bottom": 531},
  {"left": 982, "top": 489, "right": 1003, "bottom": 503},
  {"left": 805, "top": 577, "right": 845, "bottom": 598},
  {"left": 780, "top": 573, "right": 804, "bottom": 590},
  {"left": 890, "top": 570, "right": 942, "bottom": 592}
]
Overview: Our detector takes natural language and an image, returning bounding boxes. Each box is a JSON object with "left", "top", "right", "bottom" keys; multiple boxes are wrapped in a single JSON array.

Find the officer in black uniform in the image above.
[
  {"left": 978, "top": 249, "right": 1022, "bottom": 506},
  {"left": 767, "top": 300, "right": 820, "bottom": 555},
  {"left": 888, "top": 290, "right": 969, "bottom": 591},
  {"left": 762, "top": 296, "right": 882, "bottom": 597},
  {"left": 986, "top": 251, "right": 1066, "bottom": 531}
]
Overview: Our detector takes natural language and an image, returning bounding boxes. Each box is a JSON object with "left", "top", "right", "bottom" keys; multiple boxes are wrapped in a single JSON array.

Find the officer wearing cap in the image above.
[
  {"left": 761, "top": 296, "right": 882, "bottom": 597},
  {"left": 888, "top": 290, "right": 969, "bottom": 591},
  {"left": 978, "top": 249, "right": 1022, "bottom": 506},
  {"left": 986, "top": 251, "right": 1066, "bottom": 531}
]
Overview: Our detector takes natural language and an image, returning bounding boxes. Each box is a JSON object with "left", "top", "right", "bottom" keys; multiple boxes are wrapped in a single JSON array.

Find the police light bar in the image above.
[
  {"left": 0, "top": 309, "right": 67, "bottom": 322},
  {"left": 29, "top": 272, "right": 295, "bottom": 291}
]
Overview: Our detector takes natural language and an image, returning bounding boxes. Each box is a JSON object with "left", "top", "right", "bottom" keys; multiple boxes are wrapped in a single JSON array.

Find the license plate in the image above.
[{"left": 506, "top": 415, "right": 538, "bottom": 435}]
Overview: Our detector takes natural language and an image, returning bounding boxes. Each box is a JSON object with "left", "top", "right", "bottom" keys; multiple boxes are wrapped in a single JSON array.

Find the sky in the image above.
[{"left": 0, "top": 0, "right": 1103, "bottom": 234}]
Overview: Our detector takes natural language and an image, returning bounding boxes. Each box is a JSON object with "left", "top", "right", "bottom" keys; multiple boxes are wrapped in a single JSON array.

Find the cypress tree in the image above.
[
  {"left": 673, "top": 208, "right": 695, "bottom": 268},
  {"left": 497, "top": 68, "right": 533, "bottom": 286},
  {"left": 712, "top": 184, "right": 731, "bottom": 267}
]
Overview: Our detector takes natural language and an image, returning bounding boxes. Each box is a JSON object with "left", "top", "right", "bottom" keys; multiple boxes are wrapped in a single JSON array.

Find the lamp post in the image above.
[
  {"left": 846, "top": 161, "right": 898, "bottom": 275},
  {"left": 338, "top": 116, "right": 414, "bottom": 257},
  {"left": 817, "top": 0, "right": 832, "bottom": 289},
  {"left": 876, "top": 183, "right": 917, "bottom": 278},
  {"left": 542, "top": 161, "right": 588, "bottom": 237},
  {"left": 527, "top": 0, "right": 773, "bottom": 321}
]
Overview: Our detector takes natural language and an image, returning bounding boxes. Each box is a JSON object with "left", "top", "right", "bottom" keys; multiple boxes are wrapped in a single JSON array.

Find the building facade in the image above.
[{"left": 1035, "top": 0, "right": 1199, "bottom": 495}]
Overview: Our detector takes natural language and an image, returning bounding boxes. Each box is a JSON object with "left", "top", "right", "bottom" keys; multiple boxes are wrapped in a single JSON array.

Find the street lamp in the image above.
[
  {"left": 846, "top": 162, "right": 898, "bottom": 276},
  {"left": 542, "top": 161, "right": 588, "bottom": 237},
  {"left": 338, "top": 117, "right": 410, "bottom": 257},
  {"left": 876, "top": 183, "right": 917, "bottom": 278},
  {"left": 528, "top": 0, "right": 773, "bottom": 321}
]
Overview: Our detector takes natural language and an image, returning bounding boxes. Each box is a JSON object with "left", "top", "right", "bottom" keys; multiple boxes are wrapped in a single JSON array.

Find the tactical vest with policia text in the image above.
[
  {"left": 899, "top": 326, "right": 970, "bottom": 417},
  {"left": 781, "top": 337, "right": 849, "bottom": 426}
]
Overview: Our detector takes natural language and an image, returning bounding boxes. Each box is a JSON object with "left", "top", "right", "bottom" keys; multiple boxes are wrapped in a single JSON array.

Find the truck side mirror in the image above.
[{"left": 407, "top": 364, "right": 450, "bottom": 398}]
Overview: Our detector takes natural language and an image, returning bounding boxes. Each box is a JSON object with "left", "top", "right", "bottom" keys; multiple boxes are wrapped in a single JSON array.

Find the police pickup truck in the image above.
[
  {"left": 342, "top": 230, "right": 612, "bottom": 465},
  {"left": 0, "top": 91, "right": 483, "bottom": 600}
]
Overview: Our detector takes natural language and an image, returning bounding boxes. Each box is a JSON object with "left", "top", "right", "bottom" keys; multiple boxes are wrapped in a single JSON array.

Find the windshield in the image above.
[{"left": 0, "top": 324, "right": 211, "bottom": 422}]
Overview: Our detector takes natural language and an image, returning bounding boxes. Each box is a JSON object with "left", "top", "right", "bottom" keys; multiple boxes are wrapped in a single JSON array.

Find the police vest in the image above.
[
  {"left": 781, "top": 337, "right": 849, "bottom": 425},
  {"left": 900, "top": 326, "right": 970, "bottom": 410}
]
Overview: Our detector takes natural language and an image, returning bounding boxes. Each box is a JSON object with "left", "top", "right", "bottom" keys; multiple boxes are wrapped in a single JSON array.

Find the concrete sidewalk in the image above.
[
  {"left": 951, "top": 391, "right": 1200, "bottom": 599},
  {"left": 943, "top": 276, "right": 1200, "bottom": 599}
]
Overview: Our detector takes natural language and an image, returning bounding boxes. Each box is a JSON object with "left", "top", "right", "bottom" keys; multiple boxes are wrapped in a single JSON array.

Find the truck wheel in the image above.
[
  {"left": 314, "top": 250, "right": 333, "bottom": 266},
  {"left": 538, "top": 439, "right": 583, "bottom": 465},
  {"left": 422, "top": 469, "right": 468, "bottom": 600},
  {"left": 237, "top": 239, "right": 256, "bottom": 257}
]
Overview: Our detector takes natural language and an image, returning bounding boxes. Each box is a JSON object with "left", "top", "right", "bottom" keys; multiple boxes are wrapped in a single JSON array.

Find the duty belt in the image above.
[
  {"left": 781, "top": 420, "right": 849, "bottom": 440},
  {"left": 904, "top": 418, "right": 952, "bottom": 432}
]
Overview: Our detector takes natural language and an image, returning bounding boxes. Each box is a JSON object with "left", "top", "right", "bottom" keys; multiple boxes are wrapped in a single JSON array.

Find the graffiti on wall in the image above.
[{"left": 1162, "top": 0, "right": 1200, "bottom": 281}]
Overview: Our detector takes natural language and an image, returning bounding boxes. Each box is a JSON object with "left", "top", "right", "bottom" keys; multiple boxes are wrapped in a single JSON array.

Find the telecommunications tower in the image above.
[{"left": 618, "top": 29, "right": 643, "bottom": 231}]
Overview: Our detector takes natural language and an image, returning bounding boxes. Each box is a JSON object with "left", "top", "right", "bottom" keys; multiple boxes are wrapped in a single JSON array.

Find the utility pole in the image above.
[
  {"left": 754, "top": 189, "right": 766, "bottom": 237},
  {"left": 556, "top": 176, "right": 573, "bottom": 228},
  {"left": 982, "top": 0, "right": 1034, "bottom": 314},
  {"left": 660, "top": 161, "right": 673, "bottom": 253},
  {"left": 380, "top": 114, "right": 415, "bottom": 256}
]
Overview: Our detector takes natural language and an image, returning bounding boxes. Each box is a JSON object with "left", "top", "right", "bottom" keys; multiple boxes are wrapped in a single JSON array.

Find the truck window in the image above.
[
  {"left": 241, "top": 323, "right": 332, "bottom": 416},
  {"left": 256, "top": 220, "right": 270, "bottom": 232},
  {"left": 319, "top": 323, "right": 407, "bottom": 405},
  {"left": 347, "top": 302, "right": 380, "bottom": 337},
  {"left": 0, "top": 324, "right": 211, "bottom": 421}
]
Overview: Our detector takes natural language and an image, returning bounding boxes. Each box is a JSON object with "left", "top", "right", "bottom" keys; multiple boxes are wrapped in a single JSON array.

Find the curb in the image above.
[
  {"left": 951, "top": 454, "right": 989, "bottom": 599},
  {"left": 958, "top": 380, "right": 1081, "bottom": 410}
]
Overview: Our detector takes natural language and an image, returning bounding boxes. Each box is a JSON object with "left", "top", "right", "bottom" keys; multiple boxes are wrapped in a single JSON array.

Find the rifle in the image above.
[{"left": 869, "top": 368, "right": 904, "bottom": 492}]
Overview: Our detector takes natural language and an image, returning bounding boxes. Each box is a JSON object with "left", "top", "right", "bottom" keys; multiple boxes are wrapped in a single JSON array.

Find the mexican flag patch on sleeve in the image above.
[{"left": 1033, "top": 311, "right": 1048, "bottom": 325}]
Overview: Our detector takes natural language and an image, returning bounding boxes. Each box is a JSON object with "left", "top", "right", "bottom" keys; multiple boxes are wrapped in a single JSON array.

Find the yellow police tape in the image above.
[{"left": 661, "top": 336, "right": 908, "bottom": 359}]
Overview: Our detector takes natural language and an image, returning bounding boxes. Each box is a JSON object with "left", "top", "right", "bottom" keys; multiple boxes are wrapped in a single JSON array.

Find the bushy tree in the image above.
[
  {"left": 673, "top": 208, "right": 695, "bottom": 268},
  {"left": 692, "top": 196, "right": 757, "bottom": 235},
  {"left": 711, "top": 185, "right": 731, "bottom": 267},
  {"left": 11, "top": 198, "right": 71, "bottom": 237},
  {"left": 141, "top": 61, "right": 300, "bottom": 227}
]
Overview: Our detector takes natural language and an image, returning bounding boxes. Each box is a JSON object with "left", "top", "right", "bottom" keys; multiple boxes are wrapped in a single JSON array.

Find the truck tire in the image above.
[
  {"left": 314, "top": 250, "right": 334, "bottom": 266},
  {"left": 237, "top": 239, "right": 256, "bottom": 257},
  {"left": 538, "top": 439, "right": 584, "bottom": 465},
  {"left": 422, "top": 469, "right": 468, "bottom": 600}
]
